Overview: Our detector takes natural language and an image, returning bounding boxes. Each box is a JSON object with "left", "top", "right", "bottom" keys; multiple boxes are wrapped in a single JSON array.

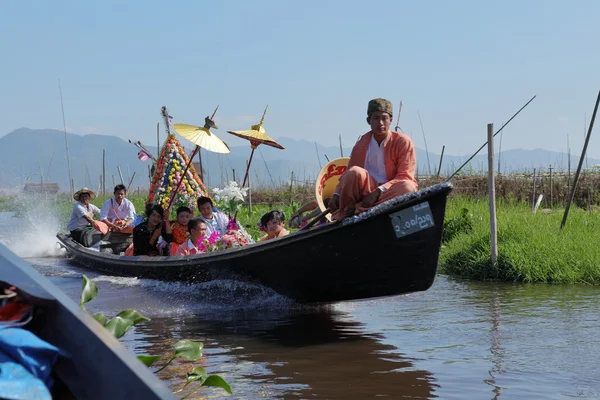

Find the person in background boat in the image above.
[
  {"left": 289, "top": 197, "right": 331, "bottom": 229},
  {"left": 161, "top": 206, "right": 192, "bottom": 256},
  {"left": 174, "top": 218, "right": 207, "bottom": 256},
  {"left": 329, "top": 98, "right": 418, "bottom": 221},
  {"left": 66, "top": 187, "right": 109, "bottom": 247},
  {"left": 197, "top": 196, "right": 229, "bottom": 239},
  {"left": 132, "top": 203, "right": 172, "bottom": 256},
  {"left": 99, "top": 184, "right": 136, "bottom": 234},
  {"left": 258, "top": 210, "right": 290, "bottom": 241}
]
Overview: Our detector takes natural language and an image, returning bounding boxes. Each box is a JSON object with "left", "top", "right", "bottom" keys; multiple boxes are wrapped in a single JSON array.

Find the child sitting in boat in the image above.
[
  {"left": 258, "top": 210, "right": 290, "bottom": 242},
  {"left": 161, "top": 206, "right": 192, "bottom": 255},
  {"left": 132, "top": 203, "right": 172, "bottom": 256},
  {"left": 175, "top": 218, "right": 207, "bottom": 256}
]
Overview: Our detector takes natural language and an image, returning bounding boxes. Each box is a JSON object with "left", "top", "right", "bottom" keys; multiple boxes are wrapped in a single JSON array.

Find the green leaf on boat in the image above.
[
  {"left": 137, "top": 355, "right": 162, "bottom": 367},
  {"left": 105, "top": 316, "right": 134, "bottom": 339},
  {"left": 186, "top": 366, "right": 208, "bottom": 384},
  {"left": 116, "top": 309, "right": 151, "bottom": 325},
  {"left": 202, "top": 375, "right": 232, "bottom": 394},
  {"left": 173, "top": 340, "right": 204, "bottom": 361},
  {"left": 79, "top": 275, "right": 98, "bottom": 308},
  {"left": 92, "top": 312, "right": 108, "bottom": 326}
]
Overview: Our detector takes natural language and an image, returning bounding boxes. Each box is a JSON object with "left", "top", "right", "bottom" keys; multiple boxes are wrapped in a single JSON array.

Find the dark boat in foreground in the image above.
[
  {"left": 57, "top": 182, "right": 453, "bottom": 303},
  {"left": 0, "top": 244, "right": 174, "bottom": 399}
]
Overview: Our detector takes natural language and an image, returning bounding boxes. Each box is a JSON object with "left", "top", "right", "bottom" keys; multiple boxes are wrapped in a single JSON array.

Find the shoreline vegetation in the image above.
[{"left": 2, "top": 174, "right": 600, "bottom": 284}]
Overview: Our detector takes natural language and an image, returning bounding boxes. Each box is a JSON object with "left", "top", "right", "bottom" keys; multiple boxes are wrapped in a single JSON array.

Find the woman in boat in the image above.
[
  {"left": 174, "top": 218, "right": 207, "bottom": 256},
  {"left": 197, "top": 196, "right": 229, "bottom": 239},
  {"left": 160, "top": 206, "right": 192, "bottom": 255},
  {"left": 258, "top": 210, "right": 290, "bottom": 242},
  {"left": 132, "top": 203, "right": 172, "bottom": 256},
  {"left": 66, "top": 187, "right": 109, "bottom": 247}
]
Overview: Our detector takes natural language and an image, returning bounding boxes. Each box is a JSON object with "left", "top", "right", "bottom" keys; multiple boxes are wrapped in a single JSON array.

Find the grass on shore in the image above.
[{"left": 440, "top": 196, "right": 600, "bottom": 284}]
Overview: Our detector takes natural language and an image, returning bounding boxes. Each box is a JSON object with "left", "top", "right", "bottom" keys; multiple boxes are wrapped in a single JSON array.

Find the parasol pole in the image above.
[
  {"left": 166, "top": 106, "right": 219, "bottom": 211},
  {"left": 241, "top": 147, "right": 256, "bottom": 188},
  {"left": 240, "top": 105, "right": 268, "bottom": 188}
]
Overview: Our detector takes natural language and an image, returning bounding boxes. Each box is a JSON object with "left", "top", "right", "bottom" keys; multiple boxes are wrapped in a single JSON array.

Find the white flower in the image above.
[{"left": 212, "top": 181, "right": 248, "bottom": 203}]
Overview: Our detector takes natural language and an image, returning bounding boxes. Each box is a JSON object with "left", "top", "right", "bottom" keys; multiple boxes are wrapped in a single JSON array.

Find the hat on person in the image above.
[
  {"left": 73, "top": 187, "right": 96, "bottom": 201},
  {"left": 367, "top": 98, "right": 393, "bottom": 119}
]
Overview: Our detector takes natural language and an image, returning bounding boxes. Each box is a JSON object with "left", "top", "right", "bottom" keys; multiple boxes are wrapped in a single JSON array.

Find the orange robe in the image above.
[{"left": 332, "top": 130, "right": 418, "bottom": 221}]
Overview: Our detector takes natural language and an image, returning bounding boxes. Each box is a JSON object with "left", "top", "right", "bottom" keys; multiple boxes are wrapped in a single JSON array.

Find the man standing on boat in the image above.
[
  {"left": 100, "top": 184, "right": 136, "bottom": 234},
  {"left": 329, "top": 98, "right": 417, "bottom": 220}
]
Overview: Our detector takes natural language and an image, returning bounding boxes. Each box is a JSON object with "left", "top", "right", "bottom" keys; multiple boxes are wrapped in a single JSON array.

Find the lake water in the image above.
[{"left": 2, "top": 211, "right": 600, "bottom": 399}]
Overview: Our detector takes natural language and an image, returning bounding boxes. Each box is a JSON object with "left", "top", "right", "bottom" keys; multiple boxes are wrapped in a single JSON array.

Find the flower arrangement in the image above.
[
  {"left": 148, "top": 134, "right": 207, "bottom": 211},
  {"left": 219, "top": 219, "right": 251, "bottom": 249},
  {"left": 193, "top": 220, "right": 252, "bottom": 253},
  {"left": 195, "top": 231, "right": 221, "bottom": 253},
  {"left": 212, "top": 181, "right": 248, "bottom": 218}
]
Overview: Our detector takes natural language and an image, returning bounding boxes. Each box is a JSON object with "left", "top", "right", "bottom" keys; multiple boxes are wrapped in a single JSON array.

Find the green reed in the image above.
[{"left": 440, "top": 196, "right": 600, "bottom": 283}]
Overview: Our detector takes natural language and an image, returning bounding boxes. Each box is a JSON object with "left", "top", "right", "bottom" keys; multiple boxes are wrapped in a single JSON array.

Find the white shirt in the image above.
[
  {"left": 199, "top": 211, "right": 229, "bottom": 238},
  {"left": 364, "top": 134, "right": 388, "bottom": 192},
  {"left": 100, "top": 198, "right": 136, "bottom": 222},
  {"left": 67, "top": 202, "right": 101, "bottom": 231}
]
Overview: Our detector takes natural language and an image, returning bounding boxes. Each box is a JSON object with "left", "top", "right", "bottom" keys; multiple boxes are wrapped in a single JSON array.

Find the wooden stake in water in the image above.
[
  {"left": 549, "top": 165, "right": 553, "bottom": 208},
  {"left": 436, "top": 145, "right": 445, "bottom": 177},
  {"left": 102, "top": 149, "right": 106, "bottom": 195},
  {"left": 532, "top": 168, "right": 537, "bottom": 210},
  {"left": 58, "top": 79, "right": 74, "bottom": 197},
  {"left": 487, "top": 123, "right": 498, "bottom": 268},
  {"left": 117, "top": 166, "right": 125, "bottom": 185},
  {"left": 561, "top": 89, "right": 600, "bottom": 230}
]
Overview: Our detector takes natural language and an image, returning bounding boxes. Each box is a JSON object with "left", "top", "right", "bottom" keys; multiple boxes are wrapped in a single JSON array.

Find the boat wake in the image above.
[{"left": 92, "top": 275, "right": 302, "bottom": 315}]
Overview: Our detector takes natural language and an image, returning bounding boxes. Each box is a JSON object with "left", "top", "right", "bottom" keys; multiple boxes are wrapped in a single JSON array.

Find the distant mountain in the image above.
[{"left": 0, "top": 128, "right": 595, "bottom": 192}]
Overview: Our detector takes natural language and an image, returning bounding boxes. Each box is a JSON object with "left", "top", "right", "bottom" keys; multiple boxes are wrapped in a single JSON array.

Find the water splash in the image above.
[{"left": 0, "top": 196, "right": 65, "bottom": 258}]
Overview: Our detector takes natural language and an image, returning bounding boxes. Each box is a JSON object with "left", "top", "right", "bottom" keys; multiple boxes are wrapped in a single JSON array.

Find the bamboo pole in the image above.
[
  {"left": 532, "top": 168, "right": 537, "bottom": 210},
  {"left": 561, "top": 89, "right": 600, "bottom": 230},
  {"left": 127, "top": 172, "right": 136, "bottom": 191},
  {"left": 102, "top": 150, "right": 106, "bottom": 195},
  {"left": 417, "top": 110, "right": 432, "bottom": 175},
  {"left": 58, "top": 79, "right": 74, "bottom": 197},
  {"left": 487, "top": 123, "right": 498, "bottom": 268},
  {"left": 436, "top": 145, "right": 445, "bottom": 177},
  {"left": 549, "top": 165, "right": 553, "bottom": 208},
  {"left": 117, "top": 166, "right": 125, "bottom": 185},
  {"left": 314, "top": 141, "right": 322, "bottom": 169},
  {"left": 447, "top": 95, "right": 537, "bottom": 181}
]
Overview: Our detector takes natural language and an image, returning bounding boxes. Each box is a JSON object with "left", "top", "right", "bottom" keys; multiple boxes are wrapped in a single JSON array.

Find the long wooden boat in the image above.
[
  {"left": 0, "top": 243, "right": 175, "bottom": 399},
  {"left": 57, "top": 182, "right": 453, "bottom": 303}
]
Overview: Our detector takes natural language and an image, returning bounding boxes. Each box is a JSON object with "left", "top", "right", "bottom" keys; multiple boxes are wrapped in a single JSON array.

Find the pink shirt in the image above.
[{"left": 174, "top": 239, "right": 202, "bottom": 256}]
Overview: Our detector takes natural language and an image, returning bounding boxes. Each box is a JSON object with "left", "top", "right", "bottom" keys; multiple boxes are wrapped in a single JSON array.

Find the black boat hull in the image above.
[{"left": 57, "top": 183, "right": 452, "bottom": 303}]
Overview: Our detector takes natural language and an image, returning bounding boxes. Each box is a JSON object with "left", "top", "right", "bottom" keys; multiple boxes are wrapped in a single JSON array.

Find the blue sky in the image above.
[{"left": 2, "top": 0, "right": 600, "bottom": 158}]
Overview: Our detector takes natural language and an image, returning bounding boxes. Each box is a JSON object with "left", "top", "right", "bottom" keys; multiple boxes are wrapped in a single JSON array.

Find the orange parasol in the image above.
[{"left": 227, "top": 105, "right": 284, "bottom": 187}]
